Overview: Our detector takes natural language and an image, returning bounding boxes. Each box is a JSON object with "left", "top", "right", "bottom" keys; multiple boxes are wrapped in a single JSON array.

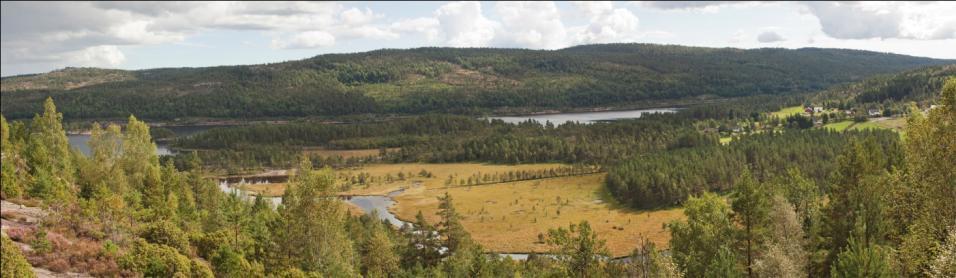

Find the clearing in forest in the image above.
[{"left": 391, "top": 173, "right": 683, "bottom": 257}]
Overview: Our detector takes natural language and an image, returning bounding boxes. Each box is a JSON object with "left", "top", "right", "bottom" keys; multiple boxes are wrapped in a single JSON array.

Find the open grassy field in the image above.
[
  {"left": 823, "top": 120, "right": 855, "bottom": 131},
  {"left": 770, "top": 105, "right": 804, "bottom": 118},
  {"left": 232, "top": 163, "right": 683, "bottom": 256},
  {"left": 233, "top": 163, "right": 682, "bottom": 256},
  {"left": 823, "top": 117, "right": 907, "bottom": 133},
  {"left": 391, "top": 173, "right": 683, "bottom": 257}
]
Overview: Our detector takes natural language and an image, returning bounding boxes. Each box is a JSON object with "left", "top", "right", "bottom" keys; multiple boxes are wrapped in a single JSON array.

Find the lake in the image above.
[
  {"left": 486, "top": 108, "right": 678, "bottom": 125},
  {"left": 67, "top": 125, "right": 224, "bottom": 156},
  {"left": 485, "top": 108, "right": 678, "bottom": 125}
]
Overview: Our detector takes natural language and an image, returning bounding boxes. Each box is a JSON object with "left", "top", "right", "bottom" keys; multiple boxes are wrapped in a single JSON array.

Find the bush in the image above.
[
  {"left": 191, "top": 230, "right": 231, "bottom": 259},
  {"left": 139, "top": 220, "right": 191, "bottom": 255},
  {"left": 120, "top": 239, "right": 205, "bottom": 277},
  {"left": 2, "top": 233, "right": 35, "bottom": 278}
]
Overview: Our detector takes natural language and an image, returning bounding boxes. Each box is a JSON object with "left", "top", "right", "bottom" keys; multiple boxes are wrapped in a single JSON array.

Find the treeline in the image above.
[
  {"left": 665, "top": 78, "right": 956, "bottom": 277},
  {"left": 3, "top": 44, "right": 949, "bottom": 120},
  {"left": 173, "top": 114, "right": 714, "bottom": 168},
  {"left": 606, "top": 129, "right": 901, "bottom": 209}
]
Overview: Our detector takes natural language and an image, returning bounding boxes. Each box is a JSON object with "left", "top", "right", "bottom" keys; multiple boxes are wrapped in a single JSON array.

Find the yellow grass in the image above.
[
  {"left": 239, "top": 183, "right": 287, "bottom": 197},
  {"left": 233, "top": 163, "right": 683, "bottom": 257},
  {"left": 391, "top": 173, "right": 683, "bottom": 257}
]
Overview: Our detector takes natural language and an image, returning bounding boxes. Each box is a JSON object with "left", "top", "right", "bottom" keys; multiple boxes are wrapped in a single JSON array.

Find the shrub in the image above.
[
  {"left": 139, "top": 220, "right": 191, "bottom": 255},
  {"left": 2, "top": 233, "right": 36, "bottom": 278},
  {"left": 120, "top": 239, "right": 198, "bottom": 277}
]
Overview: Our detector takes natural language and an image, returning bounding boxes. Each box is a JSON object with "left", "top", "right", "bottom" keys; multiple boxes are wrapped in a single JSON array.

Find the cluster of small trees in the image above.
[{"left": 443, "top": 165, "right": 602, "bottom": 187}]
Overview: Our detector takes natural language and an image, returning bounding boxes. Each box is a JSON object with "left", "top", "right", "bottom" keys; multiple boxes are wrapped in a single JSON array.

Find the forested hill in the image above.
[
  {"left": 812, "top": 64, "right": 956, "bottom": 106},
  {"left": 1, "top": 44, "right": 952, "bottom": 120}
]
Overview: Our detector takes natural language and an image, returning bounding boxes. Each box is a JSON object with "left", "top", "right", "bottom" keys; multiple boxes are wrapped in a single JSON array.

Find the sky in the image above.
[{"left": 2, "top": 1, "right": 955, "bottom": 76}]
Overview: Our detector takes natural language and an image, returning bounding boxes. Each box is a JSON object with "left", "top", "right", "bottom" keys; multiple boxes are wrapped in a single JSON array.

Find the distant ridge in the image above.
[{"left": 2, "top": 43, "right": 952, "bottom": 120}]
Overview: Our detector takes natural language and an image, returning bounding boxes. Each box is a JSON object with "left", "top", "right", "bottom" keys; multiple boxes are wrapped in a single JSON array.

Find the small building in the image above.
[{"left": 868, "top": 109, "right": 882, "bottom": 117}]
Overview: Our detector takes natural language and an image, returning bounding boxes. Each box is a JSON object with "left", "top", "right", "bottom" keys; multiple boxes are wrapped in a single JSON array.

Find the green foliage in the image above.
[
  {"left": 120, "top": 239, "right": 208, "bottom": 277},
  {"left": 730, "top": 170, "right": 772, "bottom": 277},
  {"left": 894, "top": 77, "right": 956, "bottom": 276},
  {"left": 822, "top": 138, "right": 896, "bottom": 272},
  {"left": 139, "top": 220, "right": 192, "bottom": 255},
  {"left": 608, "top": 129, "right": 900, "bottom": 209},
  {"left": 402, "top": 211, "right": 443, "bottom": 269},
  {"left": 272, "top": 157, "right": 356, "bottom": 275},
  {"left": 830, "top": 233, "right": 893, "bottom": 277},
  {"left": 1, "top": 233, "right": 36, "bottom": 278},
  {"left": 174, "top": 113, "right": 712, "bottom": 169},
  {"left": 929, "top": 229, "right": 956, "bottom": 278},
  {"left": 546, "top": 221, "right": 610, "bottom": 277},
  {"left": 1, "top": 115, "right": 27, "bottom": 198},
  {"left": 358, "top": 217, "right": 400, "bottom": 277},
  {"left": 668, "top": 192, "right": 740, "bottom": 277},
  {"left": 211, "top": 246, "right": 262, "bottom": 277}
]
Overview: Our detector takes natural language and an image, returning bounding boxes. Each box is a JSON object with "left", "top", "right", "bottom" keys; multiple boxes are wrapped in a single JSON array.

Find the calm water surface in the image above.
[
  {"left": 67, "top": 125, "right": 225, "bottom": 156},
  {"left": 486, "top": 108, "right": 678, "bottom": 125}
]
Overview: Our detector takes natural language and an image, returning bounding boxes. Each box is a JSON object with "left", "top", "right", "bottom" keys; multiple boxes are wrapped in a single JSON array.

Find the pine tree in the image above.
[
  {"left": 668, "top": 192, "right": 739, "bottom": 277},
  {"left": 360, "top": 216, "right": 400, "bottom": 277},
  {"left": 547, "top": 221, "right": 609, "bottom": 277},
  {"left": 25, "top": 97, "right": 75, "bottom": 201},
  {"left": 274, "top": 156, "right": 356, "bottom": 275},
  {"left": 437, "top": 192, "right": 470, "bottom": 254},
  {"left": 731, "top": 170, "right": 771, "bottom": 277}
]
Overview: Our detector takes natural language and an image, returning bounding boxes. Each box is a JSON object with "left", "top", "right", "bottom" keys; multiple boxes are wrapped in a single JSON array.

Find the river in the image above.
[
  {"left": 486, "top": 108, "right": 678, "bottom": 125},
  {"left": 67, "top": 125, "right": 225, "bottom": 156}
]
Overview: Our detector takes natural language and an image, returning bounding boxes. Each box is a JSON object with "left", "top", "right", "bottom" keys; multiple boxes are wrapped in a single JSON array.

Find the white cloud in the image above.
[
  {"left": 434, "top": 2, "right": 498, "bottom": 47},
  {"left": 271, "top": 31, "right": 335, "bottom": 49},
  {"left": 757, "top": 30, "right": 786, "bottom": 43},
  {"left": 803, "top": 2, "right": 956, "bottom": 40},
  {"left": 1, "top": 1, "right": 401, "bottom": 74},
  {"left": 69, "top": 45, "right": 127, "bottom": 67},
  {"left": 390, "top": 17, "right": 441, "bottom": 42},
  {"left": 637, "top": 1, "right": 747, "bottom": 11},
  {"left": 494, "top": 2, "right": 568, "bottom": 49},
  {"left": 570, "top": 2, "right": 641, "bottom": 44}
]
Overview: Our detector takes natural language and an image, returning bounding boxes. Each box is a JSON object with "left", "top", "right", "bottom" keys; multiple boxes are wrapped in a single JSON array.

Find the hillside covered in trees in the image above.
[{"left": 1, "top": 44, "right": 951, "bottom": 120}]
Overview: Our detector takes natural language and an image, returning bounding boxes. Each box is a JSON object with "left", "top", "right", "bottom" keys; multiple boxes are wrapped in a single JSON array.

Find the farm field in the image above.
[
  {"left": 770, "top": 105, "right": 804, "bottom": 118},
  {"left": 391, "top": 173, "right": 683, "bottom": 257},
  {"left": 823, "top": 120, "right": 855, "bottom": 131},
  {"left": 823, "top": 117, "right": 907, "bottom": 133}
]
